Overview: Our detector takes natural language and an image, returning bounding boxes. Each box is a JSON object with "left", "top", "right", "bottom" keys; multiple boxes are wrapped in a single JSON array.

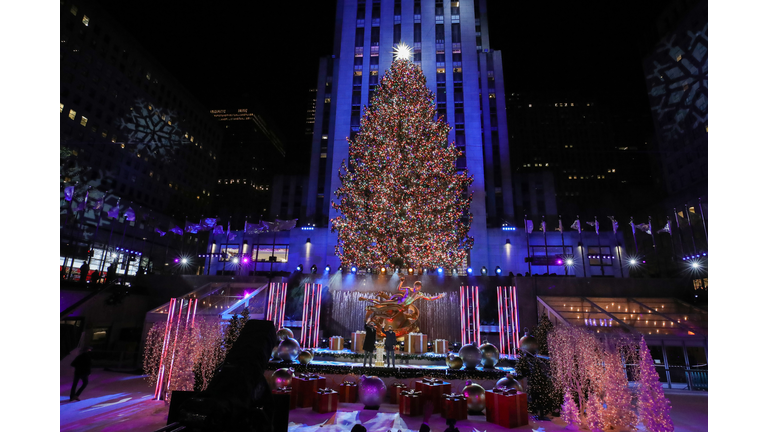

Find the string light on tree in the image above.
[{"left": 331, "top": 56, "right": 474, "bottom": 269}]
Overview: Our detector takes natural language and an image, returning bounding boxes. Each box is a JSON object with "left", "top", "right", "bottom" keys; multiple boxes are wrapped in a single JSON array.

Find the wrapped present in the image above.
[
  {"left": 441, "top": 393, "right": 468, "bottom": 420},
  {"left": 352, "top": 330, "right": 367, "bottom": 352},
  {"left": 390, "top": 382, "right": 408, "bottom": 404},
  {"left": 339, "top": 381, "right": 358, "bottom": 403},
  {"left": 398, "top": 390, "right": 424, "bottom": 416},
  {"left": 433, "top": 339, "right": 449, "bottom": 354},
  {"left": 485, "top": 388, "right": 528, "bottom": 428},
  {"left": 415, "top": 378, "right": 451, "bottom": 415},
  {"left": 330, "top": 336, "right": 345, "bottom": 351},
  {"left": 294, "top": 375, "right": 327, "bottom": 408},
  {"left": 272, "top": 386, "right": 296, "bottom": 410},
  {"left": 312, "top": 388, "right": 339, "bottom": 414},
  {"left": 406, "top": 333, "right": 428, "bottom": 353}
]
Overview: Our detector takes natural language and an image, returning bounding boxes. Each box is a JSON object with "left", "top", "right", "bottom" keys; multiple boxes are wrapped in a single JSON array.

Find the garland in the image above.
[{"left": 266, "top": 362, "right": 512, "bottom": 381}]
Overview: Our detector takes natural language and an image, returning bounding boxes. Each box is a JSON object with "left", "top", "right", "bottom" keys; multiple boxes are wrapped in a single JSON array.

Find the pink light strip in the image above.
[
  {"left": 191, "top": 298, "right": 198, "bottom": 327},
  {"left": 475, "top": 286, "right": 480, "bottom": 345},
  {"left": 459, "top": 286, "right": 466, "bottom": 346},
  {"left": 165, "top": 299, "right": 185, "bottom": 399},
  {"left": 301, "top": 283, "right": 309, "bottom": 346},
  {"left": 314, "top": 284, "right": 321, "bottom": 348},
  {"left": 279, "top": 282, "right": 288, "bottom": 330},
  {"left": 154, "top": 298, "right": 176, "bottom": 400},
  {"left": 512, "top": 286, "right": 520, "bottom": 352},
  {"left": 497, "top": 287, "right": 504, "bottom": 355}
]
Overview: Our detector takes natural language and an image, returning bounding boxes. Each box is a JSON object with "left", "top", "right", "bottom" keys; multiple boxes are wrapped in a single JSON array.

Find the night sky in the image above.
[{"left": 99, "top": 0, "right": 670, "bottom": 163}]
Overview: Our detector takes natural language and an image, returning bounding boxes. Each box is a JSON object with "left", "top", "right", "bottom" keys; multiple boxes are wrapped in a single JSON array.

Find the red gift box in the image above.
[
  {"left": 339, "top": 381, "right": 358, "bottom": 403},
  {"left": 272, "top": 387, "right": 296, "bottom": 410},
  {"left": 390, "top": 382, "right": 408, "bottom": 404},
  {"left": 441, "top": 393, "right": 468, "bottom": 420},
  {"left": 399, "top": 390, "right": 424, "bottom": 416},
  {"left": 312, "top": 388, "right": 339, "bottom": 414},
  {"left": 294, "top": 374, "right": 327, "bottom": 408},
  {"left": 485, "top": 388, "right": 528, "bottom": 428},
  {"left": 415, "top": 378, "right": 451, "bottom": 415}
]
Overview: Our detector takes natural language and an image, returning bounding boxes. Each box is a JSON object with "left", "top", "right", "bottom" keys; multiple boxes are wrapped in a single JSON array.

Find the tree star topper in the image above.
[{"left": 393, "top": 42, "right": 413, "bottom": 61}]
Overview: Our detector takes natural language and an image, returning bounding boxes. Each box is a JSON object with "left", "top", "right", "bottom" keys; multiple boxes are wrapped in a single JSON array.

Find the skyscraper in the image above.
[{"left": 305, "top": 0, "right": 512, "bottom": 268}]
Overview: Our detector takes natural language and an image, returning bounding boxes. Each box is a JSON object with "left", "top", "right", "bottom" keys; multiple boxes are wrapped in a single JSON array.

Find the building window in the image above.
[
  {"left": 70, "top": 5, "right": 78, "bottom": 16},
  {"left": 587, "top": 246, "right": 613, "bottom": 266},
  {"left": 68, "top": 109, "right": 77, "bottom": 120},
  {"left": 60, "top": 103, "right": 64, "bottom": 113},
  {"left": 82, "top": 15, "right": 90, "bottom": 26},
  {"left": 79, "top": 116, "right": 88, "bottom": 127}
]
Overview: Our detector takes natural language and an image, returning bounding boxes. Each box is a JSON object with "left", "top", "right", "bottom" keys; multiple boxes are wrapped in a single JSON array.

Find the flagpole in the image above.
[
  {"left": 595, "top": 216, "right": 605, "bottom": 276},
  {"left": 698, "top": 197, "right": 708, "bottom": 243},
  {"left": 577, "top": 216, "right": 586, "bottom": 277},
  {"left": 649, "top": 216, "right": 660, "bottom": 275},
  {"left": 524, "top": 214, "right": 531, "bottom": 275},
  {"left": 559, "top": 215, "right": 567, "bottom": 276},
  {"left": 542, "top": 217, "right": 549, "bottom": 274},
  {"left": 683, "top": 203, "right": 698, "bottom": 256},
  {"left": 630, "top": 217, "right": 639, "bottom": 254},
  {"left": 673, "top": 208, "right": 685, "bottom": 259}
]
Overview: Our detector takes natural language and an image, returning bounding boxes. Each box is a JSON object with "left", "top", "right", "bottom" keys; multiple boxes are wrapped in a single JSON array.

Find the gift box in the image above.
[
  {"left": 415, "top": 378, "right": 451, "bottom": 415},
  {"left": 399, "top": 390, "right": 424, "bottom": 416},
  {"left": 312, "top": 388, "right": 339, "bottom": 414},
  {"left": 433, "top": 339, "right": 449, "bottom": 354},
  {"left": 390, "top": 382, "right": 408, "bottom": 404},
  {"left": 485, "top": 388, "right": 528, "bottom": 428},
  {"left": 352, "top": 331, "right": 367, "bottom": 352},
  {"left": 338, "top": 381, "right": 358, "bottom": 403},
  {"left": 272, "top": 386, "right": 296, "bottom": 410},
  {"left": 294, "top": 374, "right": 327, "bottom": 408},
  {"left": 441, "top": 393, "right": 468, "bottom": 420},
  {"left": 407, "top": 333, "right": 428, "bottom": 353},
  {"left": 330, "top": 336, "right": 345, "bottom": 351}
]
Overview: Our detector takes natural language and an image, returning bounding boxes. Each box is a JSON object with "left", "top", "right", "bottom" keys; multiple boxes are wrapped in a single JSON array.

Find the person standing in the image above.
[
  {"left": 362, "top": 321, "right": 377, "bottom": 367},
  {"left": 70, "top": 347, "right": 93, "bottom": 401},
  {"left": 384, "top": 326, "right": 397, "bottom": 367}
]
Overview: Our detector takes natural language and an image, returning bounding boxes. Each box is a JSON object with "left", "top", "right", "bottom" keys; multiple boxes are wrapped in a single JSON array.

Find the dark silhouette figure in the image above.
[
  {"left": 384, "top": 326, "right": 397, "bottom": 367},
  {"left": 362, "top": 321, "right": 377, "bottom": 367},
  {"left": 419, "top": 424, "right": 431, "bottom": 432},
  {"left": 444, "top": 418, "right": 459, "bottom": 431},
  {"left": 351, "top": 425, "right": 367, "bottom": 432},
  {"left": 106, "top": 263, "right": 116, "bottom": 284},
  {"left": 70, "top": 347, "right": 93, "bottom": 401},
  {"left": 79, "top": 261, "right": 90, "bottom": 285}
]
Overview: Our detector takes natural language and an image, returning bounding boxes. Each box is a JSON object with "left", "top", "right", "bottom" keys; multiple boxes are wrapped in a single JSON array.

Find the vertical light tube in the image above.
[
  {"left": 314, "top": 284, "right": 322, "bottom": 348},
  {"left": 154, "top": 298, "right": 176, "bottom": 400},
  {"left": 475, "top": 286, "right": 480, "bottom": 346},
  {"left": 301, "top": 283, "right": 309, "bottom": 346},
  {"left": 512, "top": 286, "right": 520, "bottom": 351},
  {"left": 496, "top": 287, "right": 503, "bottom": 355},
  {"left": 460, "top": 286, "right": 466, "bottom": 346}
]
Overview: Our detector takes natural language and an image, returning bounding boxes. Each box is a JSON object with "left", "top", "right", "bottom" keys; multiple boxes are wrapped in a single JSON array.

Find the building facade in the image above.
[
  {"left": 305, "top": 0, "right": 515, "bottom": 269},
  {"left": 211, "top": 108, "right": 286, "bottom": 226},
  {"left": 60, "top": 0, "right": 223, "bottom": 278}
]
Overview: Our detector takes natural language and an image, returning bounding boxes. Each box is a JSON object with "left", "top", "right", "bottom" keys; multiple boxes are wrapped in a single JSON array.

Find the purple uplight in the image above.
[
  {"left": 243, "top": 258, "right": 249, "bottom": 263},
  {"left": 557, "top": 259, "right": 563, "bottom": 265},
  {"left": 174, "top": 258, "right": 180, "bottom": 263}
]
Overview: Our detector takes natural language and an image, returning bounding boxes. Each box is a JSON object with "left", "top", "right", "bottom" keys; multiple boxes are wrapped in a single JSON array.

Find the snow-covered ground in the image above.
[{"left": 60, "top": 368, "right": 707, "bottom": 431}]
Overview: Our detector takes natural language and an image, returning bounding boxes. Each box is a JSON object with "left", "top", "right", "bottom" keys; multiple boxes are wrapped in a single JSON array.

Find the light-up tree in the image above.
[
  {"left": 637, "top": 337, "right": 674, "bottom": 432},
  {"left": 560, "top": 390, "right": 581, "bottom": 429},
  {"left": 331, "top": 46, "right": 473, "bottom": 269},
  {"left": 602, "top": 348, "right": 637, "bottom": 429}
]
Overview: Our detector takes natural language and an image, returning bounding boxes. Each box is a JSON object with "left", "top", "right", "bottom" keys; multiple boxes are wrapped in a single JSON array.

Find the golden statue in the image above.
[{"left": 359, "top": 276, "right": 445, "bottom": 338}]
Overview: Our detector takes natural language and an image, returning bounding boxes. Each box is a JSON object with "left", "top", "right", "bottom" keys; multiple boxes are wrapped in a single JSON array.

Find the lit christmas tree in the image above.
[
  {"left": 331, "top": 49, "right": 474, "bottom": 269},
  {"left": 602, "top": 348, "right": 637, "bottom": 429},
  {"left": 637, "top": 337, "right": 674, "bottom": 432},
  {"left": 585, "top": 392, "right": 605, "bottom": 432},
  {"left": 560, "top": 390, "right": 580, "bottom": 429}
]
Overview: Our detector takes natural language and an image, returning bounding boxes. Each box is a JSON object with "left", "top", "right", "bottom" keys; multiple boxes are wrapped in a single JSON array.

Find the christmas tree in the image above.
[
  {"left": 331, "top": 53, "right": 474, "bottom": 269},
  {"left": 585, "top": 393, "right": 605, "bottom": 432},
  {"left": 602, "top": 348, "right": 637, "bottom": 429},
  {"left": 637, "top": 337, "right": 674, "bottom": 432},
  {"left": 532, "top": 313, "right": 554, "bottom": 356},
  {"left": 560, "top": 390, "right": 580, "bottom": 429}
]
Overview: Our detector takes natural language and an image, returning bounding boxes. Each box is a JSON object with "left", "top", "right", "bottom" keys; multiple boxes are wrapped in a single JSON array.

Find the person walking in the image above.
[
  {"left": 70, "top": 347, "right": 93, "bottom": 401},
  {"left": 384, "top": 326, "right": 397, "bottom": 367},
  {"left": 362, "top": 321, "right": 377, "bottom": 367}
]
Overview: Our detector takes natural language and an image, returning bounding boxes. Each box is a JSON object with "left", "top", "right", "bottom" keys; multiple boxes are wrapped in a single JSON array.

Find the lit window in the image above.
[
  {"left": 120, "top": 143, "right": 125, "bottom": 148},
  {"left": 60, "top": 103, "right": 64, "bottom": 113},
  {"left": 190, "top": 136, "right": 194, "bottom": 142},
  {"left": 80, "top": 116, "right": 88, "bottom": 127},
  {"left": 148, "top": 105, "right": 153, "bottom": 111},
  {"left": 101, "top": 130, "right": 108, "bottom": 138},
  {"left": 612, "top": 169, "right": 616, "bottom": 172},
  {"left": 68, "top": 109, "right": 77, "bottom": 120},
  {"left": 82, "top": 15, "right": 90, "bottom": 26},
  {"left": 149, "top": 171, "right": 153, "bottom": 177},
  {"left": 489, "top": 93, "right": 495, "bottom": 99},
  {"left": 112, "top": 136, "right": 117, "bottom": 143},
  {"left": 705, "top": 125, "right": 708, "bottom": 133},
  {"left": 325, "top": 97, "right": 331, "bottom": 103},
  {"left": 70, "top": 5, "right": 78, "bottom": 15}
]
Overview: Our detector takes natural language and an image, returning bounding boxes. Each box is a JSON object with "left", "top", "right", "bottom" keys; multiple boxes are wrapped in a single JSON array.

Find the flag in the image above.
[
  {"left": 525, "top": 220, "right": 534, "bottom": 234},
  {"left": 540, "top": 221, "right": 546, "bottom": 232},
  {"left": 228, "top": 232, "right": 237, "bottom": 241},
  {"left": 635, "top": 223, "right": 652, "bottom": 235},
  {"left": 213, "top": 225, "right": 224, "bottom": 235},
  {"left": 586, "top": 221, "right": 599, "bottom": 235},
  {"left": 570, "top": 219, "right": 581, "bottom": 233},
  {"left": 107, "top": 205, "right": 120, "bottom": 219},
  {"left": 185, "top": 221, "right": 199, "bottom": 233},
  {"left": 657, "top": 221, "right": 671, "bottom": 234},
  {"left": 64, "top": 186, "right": 75, "bottom": 201},
  {"left": 170, "top": 225, "right": 183, "bottom": 235},
  {"left": 155, "top": 227, "right": 166, "bottom": 236},
  {"left": 92, "top": 195, "right": 104, "bottom": 210},
  {"left": 276, "top": 219, "right": 298, "bottom": 231},
  {"left": 244, "top": 221, "right": 265, "bottom": 234},
  {"left": 555, "top": 219, "right": 563, "bottom": 232},
  {"left": 629, "top": 220, "right": 636, "bottom": 235},
  {"left": 608, "top": 216, "right": 619, "bottom": 234},
  {"left": 202, "top": 217, "right": 218, "bottom": 228},
  {"left": 125, "top": 207, "right": 136, "bottom": 221}
]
